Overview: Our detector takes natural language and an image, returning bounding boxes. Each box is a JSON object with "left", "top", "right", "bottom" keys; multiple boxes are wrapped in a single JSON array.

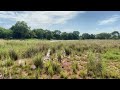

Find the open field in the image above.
[{"left": 0, "top": 39, "right": 120, "bottom": 79}]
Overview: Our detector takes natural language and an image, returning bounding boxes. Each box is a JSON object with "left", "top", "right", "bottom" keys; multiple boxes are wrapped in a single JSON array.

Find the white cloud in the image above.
[
  {"left": 98, "top": 15, "right": 120, "bottom": 25},
  {"left": 0, "top": 11, "right": 85, "bottom": 29}
]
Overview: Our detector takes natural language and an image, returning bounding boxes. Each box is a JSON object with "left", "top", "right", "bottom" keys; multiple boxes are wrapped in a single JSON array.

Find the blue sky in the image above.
[{"left": 0, "top": 11, "right": 120, "bottom": 34}]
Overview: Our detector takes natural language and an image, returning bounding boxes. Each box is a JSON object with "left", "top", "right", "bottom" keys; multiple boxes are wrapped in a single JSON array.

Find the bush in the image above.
[
  {"left": 33, "top": 55, "right": 43, "bottom": 68},
  {"left": 87, "top": 52, "right": 103, "bottom": 78},
  {"left": 56, "top": 43, "right": 63, "bottom": 50},
  {"left": 57, "top": 52, "right": 62, "bottom": 63},
  {"left": 50, "top": 47, "right": 56, "bottom": 55},
  {"left": 45, "top": 61, "right": 61, "bottom": 76},
  {"left": 9, "top": 49, "right": 18, "bottom": 60},
  {"left": 3, "top": 59, "right": 13, "bottom": 67},
  {"left": 23, "top": 47, "right": 38, "bottom": 58},
  {"left": 64, "top": 47, "right": 71, "bottom": 56},
  {"left": 0, "top": 50, "right": 9, "bottom": 60},
  {"left": 52, "top": 61, "right": 61, "bottom": 74}
]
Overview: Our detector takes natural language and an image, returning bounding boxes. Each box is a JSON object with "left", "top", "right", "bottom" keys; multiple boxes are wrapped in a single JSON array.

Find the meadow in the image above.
[{"left": 0, "top": 39, "right": 120, "bottom": 79}]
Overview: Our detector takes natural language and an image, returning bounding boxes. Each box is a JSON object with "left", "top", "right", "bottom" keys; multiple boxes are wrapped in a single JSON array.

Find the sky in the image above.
[{"left": 0, "top": 11, "right": 120, "bottom": 34}]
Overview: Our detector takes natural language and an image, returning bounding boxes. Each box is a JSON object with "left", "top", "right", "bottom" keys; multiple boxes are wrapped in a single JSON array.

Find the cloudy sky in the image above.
[{"left": 0, "top": 11, "right": 120, "bottom": 34}]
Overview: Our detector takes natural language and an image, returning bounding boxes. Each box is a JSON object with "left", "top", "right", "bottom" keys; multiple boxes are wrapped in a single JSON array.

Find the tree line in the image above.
[{"left": 0, "top": 21, "right": 120, "bottom": 40}]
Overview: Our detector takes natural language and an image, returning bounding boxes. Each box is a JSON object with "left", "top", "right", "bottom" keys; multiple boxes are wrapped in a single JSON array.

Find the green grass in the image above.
[
  {"left": 103, "top": 49, "right": 120, "bottom": 60},
  {"left": 0, "top": 39, "right": 119, "bottom": 79}
]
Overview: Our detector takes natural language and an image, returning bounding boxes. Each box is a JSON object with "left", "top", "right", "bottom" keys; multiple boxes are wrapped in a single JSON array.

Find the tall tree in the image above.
[
  {"left": 0, "top": 27, "right": 13, "bottom": 39},
  {"left": 44, "top": 30, "right": 53, "bottom": 40},
  {"left": 68, "top": 33, "right": 73, "bottom": 40},
  {"left": 111, "top": 31, "right": 119, "bottom": 39},
  {"left": 61, "top": 32, "right": 68, "bottom": 40},
  {"left": 73, "top": 31, "right": 80, "bottom": 39},
  {"left": 33, "top": 29, "right": 44, "bottom": 39},
  {"left": 96, "top": 33, "right": 111, "bottom": 39},
  {"left": 53, "top": 30, "right": 61, "bottom": 40},
  {"left": 10, "top": 21, "right": 30, "bottom": 39},
  {"left": 81, "top": 33, "right": 90, "bottom": 39},
  {"left": 90, "top": 34, "right": 95, "bottom": 39}
]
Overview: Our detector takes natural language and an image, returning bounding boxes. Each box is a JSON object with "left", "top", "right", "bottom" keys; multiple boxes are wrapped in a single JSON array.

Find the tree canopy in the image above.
[
  {"left": 0, "top": 21, "right": 119, "bottom": 40},
  {"left": 10, "top": 21, "right": 30, "bottom": 39}
]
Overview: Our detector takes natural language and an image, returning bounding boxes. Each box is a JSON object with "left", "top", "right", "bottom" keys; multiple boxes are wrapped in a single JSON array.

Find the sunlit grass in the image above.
[{"left": 0, "top": 39, "right": 119, "bottom": 79}]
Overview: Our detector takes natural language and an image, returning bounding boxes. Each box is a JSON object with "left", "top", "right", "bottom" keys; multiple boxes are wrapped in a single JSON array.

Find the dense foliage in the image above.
[{"left": 0, "top": 21, "right": 120, "bottom": 40}]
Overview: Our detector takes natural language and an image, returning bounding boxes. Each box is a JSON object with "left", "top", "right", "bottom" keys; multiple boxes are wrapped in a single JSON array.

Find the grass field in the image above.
[{"left": 0, "top": 39, "right": 120, "bottom": 79}]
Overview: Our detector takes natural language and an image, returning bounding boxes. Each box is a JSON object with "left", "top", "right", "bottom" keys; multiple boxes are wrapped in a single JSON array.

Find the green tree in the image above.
[
  {"left": 26, "top": 30, "right": 37, "bottom": 39},
  {"left": 73, "top": 31, "right": 80, "bottom": 40},
  {"left": 90, "top": 34, "right": 95, "bottom": 39},
  {"left": 81, "top": 33, "right": 90, "bottom": 39},
  {"left": 61, "top": 32, "right": 68, "bottom": 40},
  {"left": 44, "top": 30, "right": 53, "bottom": 40},
  {"left": 96, "top": 33, "right": 111, "bottom": 39},
  {"left": 33, "top": 29, "right": 45, "bottom": 39},
  {"left": 68, "top": 33, "right": 74, "bottom": 40},
  {"left": 111, "top": 31, "right": 119, "bottom": 39},
  {"left": 53, "top": 30, "right": 61, "bottom": 40},
  {"left": 0, "top": 27, "right": 13, "bottom": 39},
  {"left": 10, "top": 21, "right": 30, "bottom": 39}
]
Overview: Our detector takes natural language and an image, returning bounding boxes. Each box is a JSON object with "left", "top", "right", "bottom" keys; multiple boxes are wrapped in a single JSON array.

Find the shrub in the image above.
[
  {"left": 0, "top": 51, "right": 9, "bottom": 60},
  {"left": 50, "top": 47, "right": 56, "bottom": 55},
  {"left": 56, "top": 43, "right": 63, "bottom": 50},
  {"left": 57, "top": 52, "right": 62, "bottom": 63},
  {"left": 87, "top": 52, "right": 103, "bottom": 78},
  {"left": 9, "top": 49, "right": 18, "bottom": 60},
  {"left": 23, "top": 47, "right": 38, "bottom": 58},
  {"left": 2, "top": 59, "right": 13, "bottom": 67},
  {"left": 45, "top": 61, "right": 61, "bottom": 76},
  {"left": 76, "top": 47, "right": 81, "bottom": 52},
  {"left": 33, "top": 54, "right": 43, "bottom": 68},
  {"left": 52, "top": 61, "right": 61, "bottom": 74},
  {"left": 64, "top": 47, "right": 71, "bottom": 56}
]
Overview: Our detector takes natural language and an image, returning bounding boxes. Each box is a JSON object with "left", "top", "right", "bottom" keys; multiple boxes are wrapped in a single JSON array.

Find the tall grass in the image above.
[
  {"left": 87, "top": 51, "right": 105, "bottom": 78},
  {"left": 44, "top": 60, "right": 61, "bottom": 76},
  {"left": 33, "top": 54, "right": 43, "bottom": 68},
  {"left": 0, "top": 39, "right": 119, "bottom": 79},
  {"left": 9, "top": 49, "right": 18, "bottom": 60}
]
